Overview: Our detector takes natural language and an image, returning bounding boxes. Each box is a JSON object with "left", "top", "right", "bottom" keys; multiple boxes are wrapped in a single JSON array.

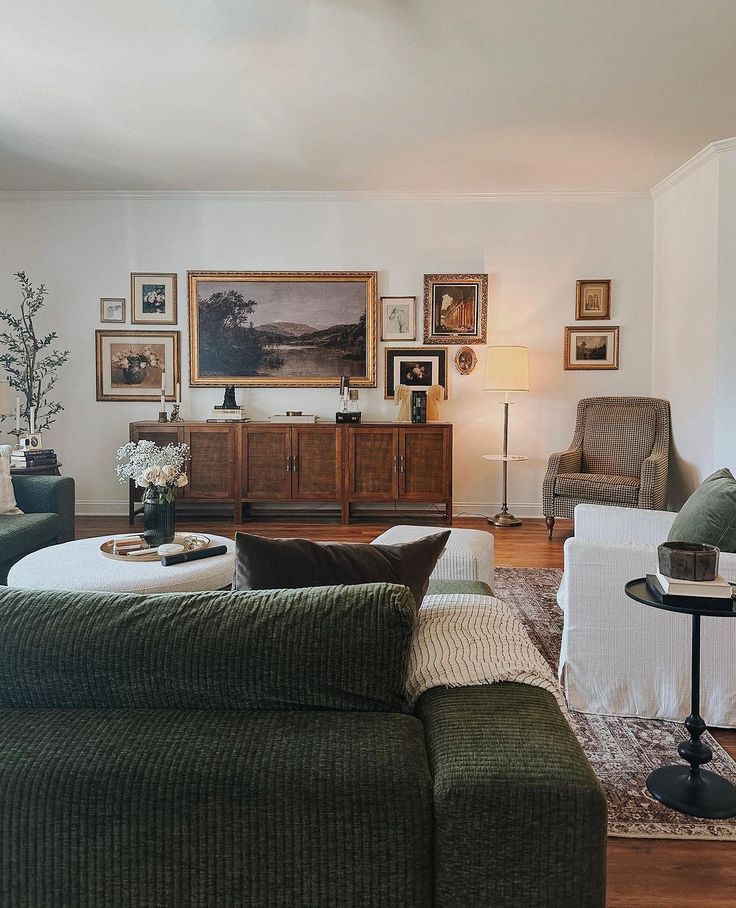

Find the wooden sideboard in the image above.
[{"left": 129, "top": 420, "right": 452, "bottom": 525}]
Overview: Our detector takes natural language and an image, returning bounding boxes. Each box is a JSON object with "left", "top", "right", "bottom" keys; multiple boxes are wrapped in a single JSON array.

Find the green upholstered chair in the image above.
[{"left": 0, "top": 475, "right": 75, "bottom": 583}]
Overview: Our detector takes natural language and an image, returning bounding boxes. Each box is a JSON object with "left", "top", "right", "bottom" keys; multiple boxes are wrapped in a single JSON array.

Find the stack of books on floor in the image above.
[
  {"left": 10, "top": 448, "right": 57, "bottom": 470},
  {"left": 646, "top": 572, "right": 734, "bottom": 611},
  {"left": 207, "top": 405, "right": 249, "bottom": 423}
]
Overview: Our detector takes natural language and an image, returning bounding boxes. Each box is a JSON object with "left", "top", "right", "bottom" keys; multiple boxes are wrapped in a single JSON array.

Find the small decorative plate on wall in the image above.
[{"left": 454, "top": 346, "right": 477, "bottom": 375}]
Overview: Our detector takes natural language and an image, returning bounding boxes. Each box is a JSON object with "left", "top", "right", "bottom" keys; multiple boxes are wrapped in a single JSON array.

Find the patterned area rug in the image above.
[{"left": 493, "top": 567, "right": 736, "bottom": 840}]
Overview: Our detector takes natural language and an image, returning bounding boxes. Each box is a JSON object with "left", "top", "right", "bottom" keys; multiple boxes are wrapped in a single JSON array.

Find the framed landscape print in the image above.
[
  {"left": 100, "top": 297, "right": 126, "bottom": 323},
  {"left": 384, "top": 346, "right": 448, "bottom": 399},
  {"left": 95, "top": 330, "right": 180, "bottom": 401},
  {"left": 131, "top": 273, "right": 177, "bottom": 324},
  {"left": 423, "top": 273, "right": 487, "bottom": 344},
  {"left": 575, "top": 280, "right": 611, "bottom": 320},
  {"left": 380, "top": 296, "right": 416, "bottom": 341},
  {"left": 564, "top": 326, "right": 619, "bottom": 370},
  {"left": 188, "top": 271, "right": 377, "bottom": 387}
]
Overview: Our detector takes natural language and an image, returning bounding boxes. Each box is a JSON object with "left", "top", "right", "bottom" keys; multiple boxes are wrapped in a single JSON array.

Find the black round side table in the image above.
[{"left": 625, "top": 578, "right": 736, "bottom": 819}]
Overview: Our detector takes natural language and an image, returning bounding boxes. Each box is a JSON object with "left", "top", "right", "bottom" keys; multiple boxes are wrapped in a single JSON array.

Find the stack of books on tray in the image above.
[
  {"left": 11, "top": 448, "right": 57, "bottom": 470},
  {"left": 645, "top": 572, "right": 735, "bottom": 611},
  {"left": 207, "top": 406, "right": 249, "bottom": 423}
]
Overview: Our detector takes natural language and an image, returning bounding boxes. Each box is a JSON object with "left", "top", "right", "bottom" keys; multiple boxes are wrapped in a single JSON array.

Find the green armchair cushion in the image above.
[
  {"left": 12, "top": 475, "right": 75, "bottom": 543},
  {"left": 0, "top": 582, "right": 415, "bottom": 713},
  {"left": 668, "top": 467, "right": 736, "bottom": 553},
  {"left": 0, "top": 707, "right": 433, "bottom": 908},
  {"left": 0, "top": 513, "right": 60, "bottom": 563}
]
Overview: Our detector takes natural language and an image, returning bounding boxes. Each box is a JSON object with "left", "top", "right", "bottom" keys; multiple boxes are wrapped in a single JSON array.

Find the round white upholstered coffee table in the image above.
[{"left": 7, "top": 534, "right": 236, "bottom": 594}]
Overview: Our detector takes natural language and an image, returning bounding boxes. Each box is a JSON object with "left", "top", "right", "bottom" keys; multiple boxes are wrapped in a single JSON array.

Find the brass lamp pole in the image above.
[{"left": 484, "top": 346, "right": 529, "bottom": 527}]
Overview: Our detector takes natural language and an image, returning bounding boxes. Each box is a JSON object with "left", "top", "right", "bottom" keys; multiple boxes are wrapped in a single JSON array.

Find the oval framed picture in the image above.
[{"left": 454, "top": 346, "right": 477, "bottom": 375}]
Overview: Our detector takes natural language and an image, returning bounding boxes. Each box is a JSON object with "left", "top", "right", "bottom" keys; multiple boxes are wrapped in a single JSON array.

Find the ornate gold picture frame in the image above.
[
  {"left": 95, "top": 330, "right": 180, "bottom": 401},
  {"left": 423, "top": 273, "right": 488, "bottom": 344},
  {"left": 564, "top": 326, "right": 619, "bottom": 370},
  {"left": 188, "top": 271, "right": 377, "bottom": 387}
]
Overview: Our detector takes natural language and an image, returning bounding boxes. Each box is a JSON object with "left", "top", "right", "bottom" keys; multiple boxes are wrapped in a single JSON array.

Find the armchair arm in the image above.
[
  {"left": 418, "top": 684, "right": 606, "bottom": 908},
  {"left": 638, "top": 452, "right": 669, "bottom": 510},
  {"left": 543, "top": 446, "right": 582, "bottom": 515},
  {"left": 573, "top": 503, "right": 676, "bottom": 544},
  {"left": 11, "top": 476, "right": 75, "bottom": 543}
]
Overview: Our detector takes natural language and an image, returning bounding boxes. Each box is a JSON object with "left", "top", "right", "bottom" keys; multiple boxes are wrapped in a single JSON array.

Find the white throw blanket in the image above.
[{"left": 406, "top": 593, "right": 567, "bottom": 713}]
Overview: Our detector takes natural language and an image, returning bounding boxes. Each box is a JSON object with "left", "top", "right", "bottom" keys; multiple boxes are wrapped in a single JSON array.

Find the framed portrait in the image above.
[
  {"left": 188, "top": 271, "right": 377, "bottom": 388},
  {"left": 564, "top": 326, "right": 619, "bottom": 370},
  {"left": 380, "top": 296, "right": 416, "bottom": 341},
  {"left": 576, "top": 280, "right": 611, "bottom": 320},
  {"left": 384, "top": 346, "right": 448, "bottom": 399},
  {"left": 423, "top": 273, "right": 487, "bottom": 344},
  {"left": 95, "top": 330, "right": 180, "bottom": 401},
  {"left": 131, "top": 273, "right": 177, "bottom": 324},
  {"left": 100, "top": 297, "right": 126, "bottom": 323},
  {"left": 454, "top": 346, "right": 477, "bottom": 375}
]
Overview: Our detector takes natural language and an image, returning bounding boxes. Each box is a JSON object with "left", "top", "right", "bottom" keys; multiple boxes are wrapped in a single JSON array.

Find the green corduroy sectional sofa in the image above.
[
  {"left": 0, "top": 474, "right": 75, "bottom": 583},
  {"left": 0, "top": 577, "right": 606, "bottom": 908}
]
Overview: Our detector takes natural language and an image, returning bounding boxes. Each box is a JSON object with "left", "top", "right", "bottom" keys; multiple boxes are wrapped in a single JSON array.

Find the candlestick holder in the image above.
[
  {"left": 158, "top": 410, "right": 169, "bottom": 423},
  {"left": 170, "top": 404, "right": 182, "bottom": 422}
]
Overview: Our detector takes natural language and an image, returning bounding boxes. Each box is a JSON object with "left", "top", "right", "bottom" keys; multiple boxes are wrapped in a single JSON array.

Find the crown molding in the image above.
[
  {"left": 650, "top": 137, "right": 736, "bottom": 199},
  {"left": 0, "top": 189, "right": 651, "bottom": 203}
]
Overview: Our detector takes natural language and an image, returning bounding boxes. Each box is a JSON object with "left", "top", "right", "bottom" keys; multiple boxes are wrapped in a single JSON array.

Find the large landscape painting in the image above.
[{"left": 188, "top": 271, "right": 377, "bottom": 387}]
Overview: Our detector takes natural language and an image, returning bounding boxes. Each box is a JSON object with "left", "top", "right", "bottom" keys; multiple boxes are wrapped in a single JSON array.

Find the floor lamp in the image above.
[{"left": 484, "top": 346, "right": 529, "bottom": 527}]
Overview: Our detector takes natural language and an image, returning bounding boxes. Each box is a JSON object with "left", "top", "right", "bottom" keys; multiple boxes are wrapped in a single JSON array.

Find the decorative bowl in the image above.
[{"left": 657, "top": 541, "right": 720, "bottom": 582}]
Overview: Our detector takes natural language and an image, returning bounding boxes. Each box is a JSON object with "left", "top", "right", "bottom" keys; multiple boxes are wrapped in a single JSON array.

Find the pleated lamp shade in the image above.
[{"left": 484, "top": 346, "right": 529, "bottom": 392}]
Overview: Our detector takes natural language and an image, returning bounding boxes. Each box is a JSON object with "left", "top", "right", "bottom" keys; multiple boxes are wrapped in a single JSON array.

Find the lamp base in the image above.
[{"left": 489, "top": 512, "right": 522, "bottom": 528}]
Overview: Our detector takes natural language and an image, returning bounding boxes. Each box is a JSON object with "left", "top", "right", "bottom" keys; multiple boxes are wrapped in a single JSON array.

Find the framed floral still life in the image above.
[
  {"left": 423, "top": 273, "right": 487, "bottom": 345},
  {"left": 100, "top": 297, "right": 126, "bottom": 323},
  {"left": 575, "top": 280, "right": 611, "bottom": 320},
  {"left": 380, "top": 296, "right": 416, "bottom": 341},
  {"left": 564, "top": 326, "right": 619, "bottom": 370},
  {"left": 131, "top": 272, "right": 177, "bottom": 325},
  {"left": 96, "top": 330, "right": 181, "bottom": 401},
  {"left": 384, "top": 346, "right": 448, "bottom": 399},
  {"left": 454, "top": 346, "right": 477, "bottom": 375}
]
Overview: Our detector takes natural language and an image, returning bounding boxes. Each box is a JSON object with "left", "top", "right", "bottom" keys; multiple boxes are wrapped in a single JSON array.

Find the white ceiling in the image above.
[{"left": 1, "top": 0, "right": 736, "bottom": 192}]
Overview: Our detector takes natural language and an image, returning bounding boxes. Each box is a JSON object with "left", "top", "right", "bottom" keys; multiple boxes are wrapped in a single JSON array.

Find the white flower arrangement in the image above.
[
  {"left": 111, "top": 346, "right": 159, "bottom": 370},
  {"left": 116, "top": 440, "right": 189, "bottom": 503}
]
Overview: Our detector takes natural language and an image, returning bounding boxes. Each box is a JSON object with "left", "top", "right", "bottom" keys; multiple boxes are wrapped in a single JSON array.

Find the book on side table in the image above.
[{"left": 645, "top": 573, "right": 735, "bottom": 611}]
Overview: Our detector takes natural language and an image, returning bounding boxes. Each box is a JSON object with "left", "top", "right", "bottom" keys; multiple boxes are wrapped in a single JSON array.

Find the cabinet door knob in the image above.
[
  {"left": 292, "top": 454, "right": 298, "bottom": 473},
  {"left": 286, "top": 454, "right": 292, "bottom": 472},
  {"left": 393, "top": 454, "right": 398, "bottom": 473},
  {"left": 399, "top": 455, "right": 405, "bottom": 473}
]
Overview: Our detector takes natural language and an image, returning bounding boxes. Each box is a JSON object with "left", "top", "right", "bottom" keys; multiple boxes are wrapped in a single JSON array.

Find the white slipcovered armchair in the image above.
[{"left": 557, "top": 503, "right": 736, "bottom": 728}]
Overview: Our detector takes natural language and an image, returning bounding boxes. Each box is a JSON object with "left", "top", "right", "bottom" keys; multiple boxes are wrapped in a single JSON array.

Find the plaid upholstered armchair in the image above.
[{"left": 543, "top": 396, "right": 670, "bottom": 538}]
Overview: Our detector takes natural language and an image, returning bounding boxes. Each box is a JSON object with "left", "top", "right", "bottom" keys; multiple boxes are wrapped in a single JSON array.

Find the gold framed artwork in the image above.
[
  {"left": 423, "top": 273, "right": 487, "bottom": 344},
  {"left": 454, "top": 346, "right": 477, "bottom": 375},
  {"left": 131, "top": 272, "right": 178, "bottom": 324},
  {"left": 95, "top": 330, "right": 181, "bottom": 401},
  {"left": 100, "top": 297, "right": 126, "bottom": 323},
  {"left": 564, "top": 326, "right": 619, "bottom": 370},
  {"left": 575, "top": 280, "right": 611, "bottom": 320},
  {"left": 188, "top": 271, "right": 377, "bottom": 388},
  {"left": 380, "top": 296, "right": 416, "bottom": 341},
  {"left": 384, "top": 346, "right": 448, "bottom": 399}
]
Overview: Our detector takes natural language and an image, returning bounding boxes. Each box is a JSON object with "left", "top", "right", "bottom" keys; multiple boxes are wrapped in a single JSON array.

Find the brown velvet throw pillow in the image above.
[{"left": 234, "top": 531, "right": 451, "bottom": 608}]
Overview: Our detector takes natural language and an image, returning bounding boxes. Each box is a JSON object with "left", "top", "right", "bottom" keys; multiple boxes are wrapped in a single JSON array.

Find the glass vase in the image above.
[{"left": 143, "top": 490, "right": 176, "bottom": 547}]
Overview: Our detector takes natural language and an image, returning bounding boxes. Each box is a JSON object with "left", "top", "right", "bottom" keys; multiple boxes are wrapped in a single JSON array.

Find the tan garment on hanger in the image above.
[{"left": 395, "top": 384, "right": 443, "bottom": 421}]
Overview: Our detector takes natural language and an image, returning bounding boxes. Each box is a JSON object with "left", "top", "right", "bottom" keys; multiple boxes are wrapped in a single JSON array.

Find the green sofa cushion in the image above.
[
  {"left": 0, "top": 582, "right": 415, "bottom": 713},
  {"left": 0, "top": 512, "right": 60, "bottom": 563},
  {"left": 0, "top": 707, "right": 433, "bottom": 908},
  {"left": 427, "top": 579, "right": 493, "bottom": 597},
  {"left": 668, "top": 467, "right": 736, "bottom": 552}
]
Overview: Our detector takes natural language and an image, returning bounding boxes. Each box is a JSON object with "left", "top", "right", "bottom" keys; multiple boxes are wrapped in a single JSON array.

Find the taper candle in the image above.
[
  {"left": 161, "top": 371, "right": 166, "bottom": 392},
  {"left": 15, "top": 397, "right": 20, "bottom": 434},
  {"left": 175, "top": 382, "right": 180, "bottom": 404}
]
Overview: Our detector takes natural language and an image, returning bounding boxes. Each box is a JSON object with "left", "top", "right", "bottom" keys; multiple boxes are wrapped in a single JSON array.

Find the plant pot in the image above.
[
  {"left": 122, "top": 362, "right": 147, "bottom": 385},
  {"left": 143, "top": 493, "right": 176, "bottom": 547}
]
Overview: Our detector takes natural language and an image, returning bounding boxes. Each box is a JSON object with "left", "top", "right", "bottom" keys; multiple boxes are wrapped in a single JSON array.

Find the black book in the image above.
[{"left": 645, "top": 574, "right": 735, "bottom": 612}]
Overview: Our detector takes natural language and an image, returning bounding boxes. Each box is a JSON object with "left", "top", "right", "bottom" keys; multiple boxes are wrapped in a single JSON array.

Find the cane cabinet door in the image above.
[
  {"left": 346, "top": 427, "right": 398, "bottom": 501},
  {"left": 291, "top": 426, "right": 342, "bottom": 500},
  {"left": 184, "top": 426, "right": 236, "bottom": 500},
  {"left": 399, "top": 427, "right": 451, "bottom": 500},
  {"left": 242, "top": 426, "right": 291, "bottom": 500}
]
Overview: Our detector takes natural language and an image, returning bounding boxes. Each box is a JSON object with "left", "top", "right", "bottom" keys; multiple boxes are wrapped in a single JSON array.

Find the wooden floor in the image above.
[{"left": 78, "top": 514, "right": 736, "bottom": 908}]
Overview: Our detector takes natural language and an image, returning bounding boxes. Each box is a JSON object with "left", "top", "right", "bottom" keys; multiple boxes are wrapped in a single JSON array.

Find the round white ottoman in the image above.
[{"left": 7, "top": 534, "right": 236, "bottom": 594}]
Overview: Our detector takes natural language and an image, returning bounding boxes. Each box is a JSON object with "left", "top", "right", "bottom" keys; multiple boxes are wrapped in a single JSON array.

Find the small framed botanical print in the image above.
[
  {"left": 423, "top": 273, "right": 487, "bottom": 344},
  {"left": 380, "top": 296, "right": 416, "bottom": 341},
  {"left": 454, "top": 346, "right": 477, "bottom": 375},
  {"left": 131, "top": 272, "right": 177, "bottom": 324},
  {"left": 564, "top": 326, "right": 619, "bottom": 370},
  {"left": 100, "top": 297, "right": 126, "bottom": 323},
  {"left": 95, "top": 330, "right": 180, "bottom": 401},
  {"left": 576, "top": 280, "right": 611, "bottom": 320},
  {"left": 384, "top": 346, "right": 448, "bottom": 399}
]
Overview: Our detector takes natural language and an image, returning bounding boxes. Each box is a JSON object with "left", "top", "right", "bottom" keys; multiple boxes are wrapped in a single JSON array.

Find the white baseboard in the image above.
[{"left": 76, "top": 499, "right": 545, "bottom": 518}]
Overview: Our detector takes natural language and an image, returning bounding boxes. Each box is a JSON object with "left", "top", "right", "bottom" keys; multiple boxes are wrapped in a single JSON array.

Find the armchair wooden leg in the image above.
[{"left": 545, "top": 516, "right": 555, "bottom": 539}]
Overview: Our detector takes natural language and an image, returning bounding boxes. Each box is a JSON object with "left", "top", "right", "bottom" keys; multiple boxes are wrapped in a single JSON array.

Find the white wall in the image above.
[{"left": 0, "top": 192, "right": 654, "bottom": 516}]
